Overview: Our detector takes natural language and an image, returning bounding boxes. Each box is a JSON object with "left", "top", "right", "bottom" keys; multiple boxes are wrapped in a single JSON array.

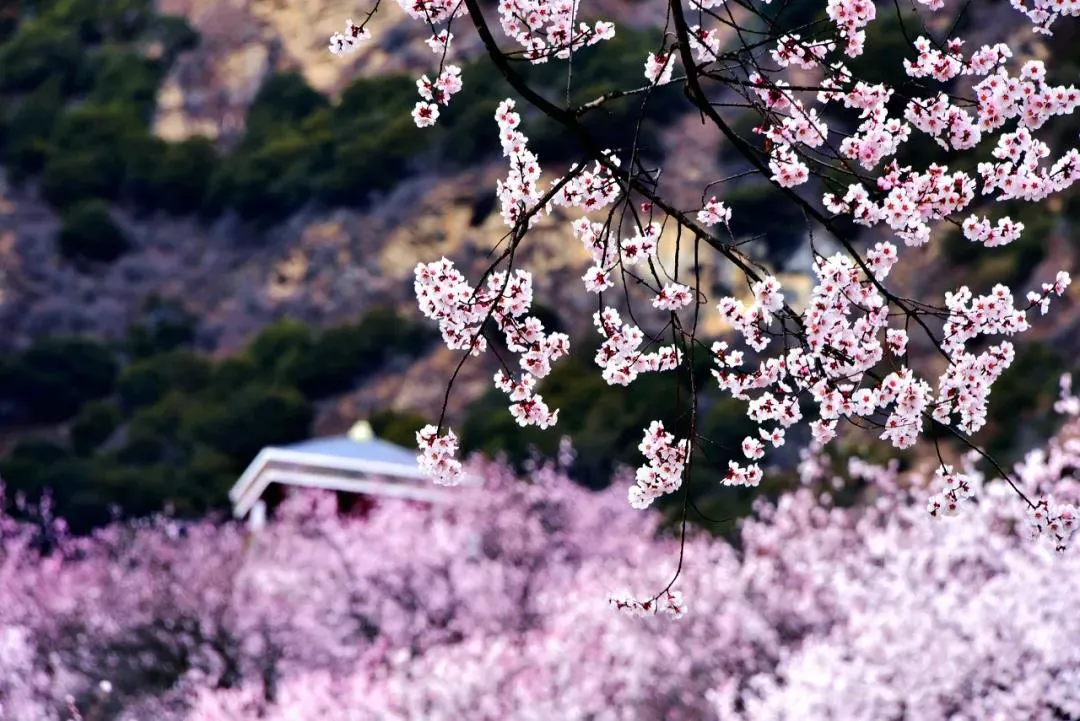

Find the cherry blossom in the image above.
[{"left": 322, "top": 0, "right": 1080, "bottom": 599}]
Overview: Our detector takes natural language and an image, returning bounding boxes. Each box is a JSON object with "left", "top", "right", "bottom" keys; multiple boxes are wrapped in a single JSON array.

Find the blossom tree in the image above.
[
  {"left": 0, "top": 460, "right": 680, "bottom": 719},
  {"left": 164, "top": 382, "right": 1080, "bottom": 719},
  {"left": 327, "top": 0, "right": 1080, "bottom": 600},
  {"left": 5, "top": 383, "right": 1078, "bottom": 718}
]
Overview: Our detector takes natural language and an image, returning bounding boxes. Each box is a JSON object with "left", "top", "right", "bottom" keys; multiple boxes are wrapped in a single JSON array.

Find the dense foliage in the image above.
[{"left": 0, "top": 305, "right": 437, "bottom": 531}]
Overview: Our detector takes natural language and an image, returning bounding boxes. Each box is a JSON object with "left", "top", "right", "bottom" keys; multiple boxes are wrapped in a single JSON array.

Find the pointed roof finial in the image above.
[{"left": 348, "top": 419, "right": 374, "bottom": 442}]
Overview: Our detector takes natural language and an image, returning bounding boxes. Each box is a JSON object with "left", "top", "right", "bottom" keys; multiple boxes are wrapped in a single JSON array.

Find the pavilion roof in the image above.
[{"left": 228, "top": 422, "right": 450, "bottom": 520}]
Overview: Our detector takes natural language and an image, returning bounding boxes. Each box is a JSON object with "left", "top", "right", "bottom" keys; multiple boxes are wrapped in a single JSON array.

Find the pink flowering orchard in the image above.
[
  {"left": 330, "top": 0, "right": 1080, "bottom": 596},
  {"left": 4, "top": 386, "right": 1080, "bottom": 718}
]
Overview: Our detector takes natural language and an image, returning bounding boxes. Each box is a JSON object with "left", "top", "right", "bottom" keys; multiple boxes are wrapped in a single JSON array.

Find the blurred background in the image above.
[{"left": 1, "top": 0, "right": 1078, "bottom": 537}]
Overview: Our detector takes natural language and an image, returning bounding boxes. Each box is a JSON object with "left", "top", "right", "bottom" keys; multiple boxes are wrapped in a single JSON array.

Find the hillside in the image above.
[{"left": 1, "top": 0, "right": 1079, "bottom": 530}]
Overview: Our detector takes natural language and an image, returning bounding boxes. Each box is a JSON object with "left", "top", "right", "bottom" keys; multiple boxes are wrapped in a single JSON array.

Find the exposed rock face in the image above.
[
  {"left": 151, "top": 0, "right": 668, "bottom": 142},
  {"left": 152, "top": 0, "right": 390, "bottom": 142},
  {"left": 154, "top": 0, "right": 276, "bottom": 142},
  {"left": 0, "top": 165, "right": 591, "bottom": 360}
]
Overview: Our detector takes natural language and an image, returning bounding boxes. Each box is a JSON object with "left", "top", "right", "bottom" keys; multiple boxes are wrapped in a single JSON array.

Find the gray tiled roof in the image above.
[{"left": 273, "top": 435, "right": 419, "bottom": 467}]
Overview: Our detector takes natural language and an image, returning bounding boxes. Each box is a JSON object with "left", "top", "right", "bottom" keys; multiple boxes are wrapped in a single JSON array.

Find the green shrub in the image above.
[
  {"left": 845, "top": 6, "right": 922, "bottom": 96},
  {"left": 724, "top": 183, "right": 807, "bottom": 264},
  {"left": 39, "top": 0, "right": 155, "bottom": 44},
  {"left": 51, "top": 101, "right": 145, "bottom": 146},
  {"left": 208, "top": 129, "right": 317, "bottom": 223},
  {"left": 182, "top": 446, "right": 236, "bottom": 508},
  {"left": 433, "top": 58, "right": 506, "bottom": 165},
  {"left": 118, "top": 350, "right": 212, "bottom": 410},
  {"left": 114, "top": 423, "right": 172, "bottom": 465},
  {"left": 247, "top": 319, "right": 314, "bottom": 377},
  {"left": 0, "top": 440, "right": 73, "bottom": 509},
  {"left": 980, "top": 344, "right": 1067, "bottom": 461},
  {"left": 204, "top": 72, "right": 333, "bottom": 220},
  {"left": 245, "top": 71, "right": 330, "bottom": 140},
  {"left": 125, "top": 297, "right": 198, "bottom": 358},
  {"left": 40, "top": 152, "right": 124, "bottom": 209},
  {"left": 205, "top": 356, "right": 260, "bottom": 397},
  {"left": 159, "top": 137, "right": 220, "bottom": 215},
  {"left": 56, "top": 200, "right": 132, "bottom": 263},
  {"left": 76, "top": 463, "right": 177, "bottom": 523},
  {"left": 567, "top": 28, "right": 666, "bottom": 97},
  {"left": 69, "top": 400, "right": 123, "bottom": 454},
  {"left": 309, "top": 74, "right": 424, "bottom": 205},
  {"left": 355, "top": 306, "right": 438, "bottom": 357},
  {"left": 86, "top": 49, "right": 165, "bottom": 124},
  {"left": 0, "top": 337, "right": 118, "bottom": 423},
  {"left": 22, "top": 459, "right": 182, "bottom": 533},
  {"left": 258, "top": 310, "right": 436, "bottom": 399},
  {"left": 318, "top": 115, "right": 420, "bottom": 206},
  {"left": 146, "top": 13, "right": 199, "bottom": 64},
  {"left": 122, "top": 133, "right": 171, "bottom": 212},
  {"left": 121, "top": 134, "right": 219, "bottom": 215},
  {"left": 438, "top": 98, "right": 502, "bottom": 165},
  {"left": 0, "top": 19, "right": 84, "bottom": 94},
  {"left": 284, "top": 323, "right": 371, "bottom": 398},
  {"left": 336, "top": 74, "right": 416, "bottom": 128},
  {"left": 7, "top": 437, "right": 70, "bottom": 463},
  {"left": 121, "top": 392, "right": 189, "bottom": 456},
  {"left": 2, "top": 78, "right": 65, "bottom": 183},
  {"left": 51, "top": 102, "right": 143, "bottom": 150},
  {"left": 757, "top": 0, "right": 828, "bottom": 34},
  {"left": 2, "top": 132, "right": 51, "bottom": 183},
  {"left": 41, "top": 105, "right": 153, "bottom": 208},
  {"left": 370, "top": 409, "right": 430, "bottom": 448},
  {"left": 182, "top": 384, "right": 313, "bottom": 466}
]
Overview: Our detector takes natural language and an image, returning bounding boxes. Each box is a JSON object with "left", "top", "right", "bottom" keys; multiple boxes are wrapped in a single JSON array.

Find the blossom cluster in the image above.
[
  {"left": 1026, "top": 497, "right": 1079, "bottom": 552},
  {"left": 416, "top": 424, "right": 463, "bottom": 485},
  {"left": 926, "top": 465, "right": 975, "bottom": 517},
  {"left": 696, "top": 196, "right": 732, "bottom": 227},
  {"left": 708, "top": 16, "right": 1078, "bottom": 518},
  {"left": 393, "top": 0, "right": 466, "bottom": 24},
  {"left": 413, "top": 65, "right": 463, "bottom": 128},
  {"left": 495, "top": 99, "right": 544, "bottom": 229},
  {"left": 328, "top": 18, "right": 371, "bottom": 56},
  {"left": 608, "top": 589, "right": 688, "bottom": 618},
  {"left": 493, "top": 0, "right": 615, "bottom": 62},
  {"left": 628, "top": 420, "right": 690, "bottom": 509},
  {"left": 414, "top": 256, "right": 570, "bottom": 448},
  {"left": 1007, "top": 0, "right": 1080, "bottom": 34},
  {"left": 644, "top": 51, "right": 676, "bottom": 85},
  {"left": 592, "top": 306, "right": 681, "bottom": 388},
  {"left": 372, "top": 0, "right": 614, "bottom": 128}
]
